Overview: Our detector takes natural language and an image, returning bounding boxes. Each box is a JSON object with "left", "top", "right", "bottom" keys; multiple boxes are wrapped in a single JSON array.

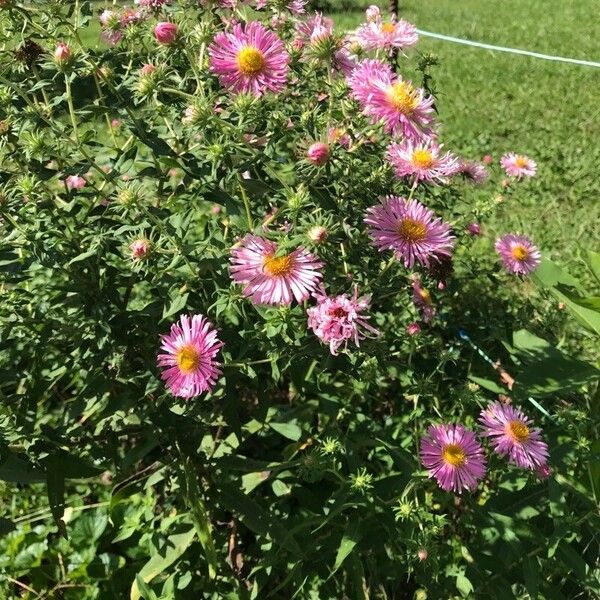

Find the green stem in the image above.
[
  {"left": 64, "top": 74, "right": 79, "bottom": 144},
  {"left": 238, "top": 179, "right": 254, "bottom": 231}
]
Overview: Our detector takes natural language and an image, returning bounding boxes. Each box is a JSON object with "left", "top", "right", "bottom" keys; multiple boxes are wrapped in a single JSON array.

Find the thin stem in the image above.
[
  {"left": 238, "top": 179, "right": 254, "bottom": 231},
  {"left": 64, "top": 74, "right": 79, "bottom": 143}
]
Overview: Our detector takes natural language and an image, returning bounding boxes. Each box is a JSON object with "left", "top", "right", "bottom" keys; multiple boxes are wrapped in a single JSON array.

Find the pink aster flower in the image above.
[
  {"left": 157, "top": 314, "right": 223, "bottom": 399},
  {"left": 365, "top": 5, "right": 381, "bottom": 22},
  {"left": 135, "top": 0, "right": 170, "bottom": 8},
  {"left": 406, "top": 322, "right": 421, "bottom": 336},
  {"left": 307, "top": 287, "right": 379, "bottom": 355},
  {"left": 420, "top": 424, "right": 487, "bottom": 493},
  {"left": 65, "top": 175, "right": 86, "bottom": 190},
  {"left": 466, "top": 223, "right": 481, "bottom": 236},
  {"left": 479, "top": 402, "right": 549, "bottom": 470},
  {"left": 500, "top": 153, "right": 537, "bottom": 178},
  {"left": 458, "top": 160, "right": 489, "bottom": 184},
  {"left": 230, "top": 235, "right": 323, "bottom": 305},
  {"left": 360, "top": 75, "right": 435, "bottom": 139},
  {"left": 209, "top": 22, "right": 289, "bottom": 96},
  {"left": 346, "top": 58, "right": 393, "bottom": 104},
  {"left": 294, "top": 13, "right": 333, "bottom": 47},
  {"left": 412, "top": 277, "right": 435, "bottom": 322},
  {"left": 355, "top": 17, "right": 418, "bottom": 51},
  {"left": 365, "top": 196, "right": 454, "bottom": 268},
  {"left": 495, "top": 234, "right": 541, "bottom": 275},
  {"left": 388, "top": 139, "right": 459, "bottom": 183}
]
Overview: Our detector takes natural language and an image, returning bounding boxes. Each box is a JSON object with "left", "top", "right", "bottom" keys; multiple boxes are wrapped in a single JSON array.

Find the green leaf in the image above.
[
  {"left": 585, "top": 249, "right": 600, "bottom": 285},
  {"left": 269, "top": 422, "right": 302, "bottom": 441},
  {"left": 216, "top": 483, "right": 303, "bottom": 557},
  {"left": 468, "top": 375, "right": 506, "bottom": 394},
  {"left": 0, "top": 454, "right": 44, "bottom": 483},
  {"left": 456, "top": 571, "right": 474, "bottom": 597},
  {"left": 182, "top": 460, "right": 218, "bottom": 580},
  {"left": 130, "top": 528, "right": 196, "bottom": 600},
  {"left": 522, "top": 555, "right": 539, "bottom": 599},
  {"left": 135, "top": 574, "right": 159, "bottom": 600},
  {"left": 46, "top": 456, "right": 67, "bottom": 538},
  {"left": 531, "top": 258, "right": 584, "bottom": 291},
  {"left": 0, "top": 517, "right": 16, "bottom": 537},
  {"left": 162, "top": 293, "right": 189, "bottom": 320},
  {"left": 333, "top": 520, "right": 362, "bottom": 573},
  {"left": 551, "top": 285, "right": 600, "bottom": 335}
]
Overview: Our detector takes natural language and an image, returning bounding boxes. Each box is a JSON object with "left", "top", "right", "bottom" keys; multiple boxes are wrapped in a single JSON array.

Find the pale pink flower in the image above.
[
  {"left": 294, "top": 13, "right": 333, "bottom": 47},
  {"left": 500, "top": 153, "right": 537, "bottom": 178},
  {"left": 466, "top": 223, "right": 481, "bottom": 236},
  {"left": 307, "top": 225, "right": 328, "bottom": 244},
  {"left": 458, "top": 160, "right": 489, "bottom": 184},
  {"left": 417, "top": 548, "right": 428, "bottom": 561},
  {"left": 365, "top": 5, "right": 381, "bottom": 22},
  {"left": 412, "top": 277, "right": 435, "bottom": 322},
  {"left": 154, "top": 22, "right": 178, "bottom": 45},
  {"left": 307, "top": 287, "right": 379, "bottom": 355},
  {"left": 157, "top": 314, "right": 223, "bottom": 399},
  {"left": 346, "top": 58, "right": 393, "bottom": 104},
  {"left": 365, "top": 196, "right": 454, "bottom": 268},
  {"left": 479, "top": 402, "right": 549, "bottom": 470},
  {"left": 356, "top": 17, "right": 418, "bottom": 51},
  {"left": 327, "top": 127, "right": 351, "bottom": 149},
  {"left": 388, "top": 139, "right": 459, "bottom": 183},
  {"left": 495, "top": 234, "right": 541, "bottom": 275},
  {"left": 209, "top": 22, "right": 289, "bottom": 96},
  {"left": 230, "top": 235, "right": 323, "bottom": 306},
  {"left": 420, "top": 424, "right": 487, "bottom": 493},
  {"left": 140, "top": 63, "right": 157, "bottom": 76},
  {"left": 54, "top": 42, "right": 71, "bottom": 65},
  {"left": 307, "top": 142, "right": 330, "bottom": 165},
  {"left": 129, "top": 238, "right": 151, "bottom": 260},
  {"left": 482, "top": 154, "right": 493, "bottom": 165}
]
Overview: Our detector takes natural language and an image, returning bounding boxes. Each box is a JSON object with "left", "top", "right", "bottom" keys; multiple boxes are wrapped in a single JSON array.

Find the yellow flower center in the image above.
[
  {"left": 511, "top": 245, "right": 529, "bottom": 261},
  {"left": 386, "top": 81, "right": 419, "bottom": 115},
  {"left": 506, "top": 420, "right": 530, "bottom": 443},
  {"left": 442, "top": 443, "right": 466, "bottom": 467},
  {"left": 515, "top": 156, "right": 529, "bottom": 168},
  {"left": 381, "top": 22, "right": 396, "bottom": 34},
  {"left": 176, "top": 345, "right": 200, "bottom": 374},
  {"left": 237, "top": 46, "right": 265, "bottom": 75},
  {"left": 411, "top": 149, "right": 435, "bottom": 169},
  {"left": 263, "top": 253, "right": 293, "bottom": 277},
  {"left": 398, "top": 217, "right": 427, "bottom": 242}
]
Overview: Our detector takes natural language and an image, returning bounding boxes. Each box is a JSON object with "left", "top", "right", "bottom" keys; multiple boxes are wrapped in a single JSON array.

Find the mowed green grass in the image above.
[{"left": 335, "top": 0, "right": 600, "bottom": 270}]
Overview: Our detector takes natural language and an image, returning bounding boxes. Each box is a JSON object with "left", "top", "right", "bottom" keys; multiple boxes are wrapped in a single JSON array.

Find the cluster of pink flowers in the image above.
[
  {"left": 420, "top": 401, "right": 549, "bottom": 493},
  {"left": 99, "top": 6, "right": 144, "bottom": 45}
]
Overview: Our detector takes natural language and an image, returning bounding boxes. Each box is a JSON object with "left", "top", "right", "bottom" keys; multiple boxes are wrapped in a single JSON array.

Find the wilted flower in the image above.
[
  {"left": 209, "top": 22, "right": 289, "bottom": 96},
  {"left": 365, "top": 196, "right": 454, "bottom": 268},
  {"left": 420, "top": 424, "right": 487, "bottom": 493},
  {"left": 500, "top": 153, "right": 537, "bottom": 178},
  {"left": 412, "top": 278, "right": 435, "bottom": 322},
  {"left": 157, "top": 314, "right": 223, "bottom": 399},
  {"left": 495, "top": 234, "right": 541, "bottom": 275},
  {"left": 479, "top": 402, "right": 549, "bottom": 470},
  {"left": 154, "top": 21, "right": 178, "bottom": 45},
  {"left": 230, "top": 235, "right": 323, "bottom": 305},
  {"left": 458, "top": 160, "right": 489, "bottom": 184},
  {"left": 65, "top": 175, "right": 86, "bottom": 190}
]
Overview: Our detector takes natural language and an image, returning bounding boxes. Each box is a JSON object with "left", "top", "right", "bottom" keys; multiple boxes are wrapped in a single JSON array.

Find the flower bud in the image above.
[
  {"left": 466, "top": 222, "right": 481, "bottom": 236},
  {"left": 482, "top": 154, "right": 493, "bottom": 165},
  {"left": 406, "top": 322, "right": 421, "bottom": 336},
  {"left": 365, "top": 5, "right": 381, "bottom": 22},
  {"left": 307, "top": 142, "right": 330, "bottom": 166},
  {"left": 65, "top": 175, "right": 86, "bottom": 190},
  {"left": 140, "top": 63, "right": 157, "bottom": 76},
  {"left": 307, "top": 225, "right": 328, "bottom": 244},
  {"left": 417, "top": 548, "right": 428, "bottom": 561},
  {"left": 54, "top": 42, "right": 72, "bottom": 66},
  {"left": 129, "top": 238, "right": 151, "bottom": 260},
  {"left": 154, "top": 22, "right": 178, "bottom": 45}
]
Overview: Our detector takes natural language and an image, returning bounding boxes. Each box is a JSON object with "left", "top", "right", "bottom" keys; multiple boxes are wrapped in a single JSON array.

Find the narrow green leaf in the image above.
[
  {"left": 333, "top": 520, "right": 362, "bottom": 573},
  {"left": 135, "top": 574, "right": 159, "bottom": 600},
  {"left": 585, "top": 249, "right": 600, "bottom": 285},
  {"left": 269, "top": 422, "right": 302, "bottom": 441},
  {"left": 46, "top": 456, "right": 67, "bottom": 538}
]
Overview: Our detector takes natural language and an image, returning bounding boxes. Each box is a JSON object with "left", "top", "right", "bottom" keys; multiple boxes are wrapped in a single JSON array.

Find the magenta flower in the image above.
[
  {"left": 307, "top": 142, "right": 330, "bottom": 165},
  {"left": 230, "top": 235, "right": 323, "bottom": 306},
  {"left": 388, "top": 139, "right": 459, "bottom": 183},
  {"left": 420, "top": 424, "right": 487, "bottom": 493},
  {"left": 209, "top": 22, "right": 289, "bottom": 96},
  {"left": 347, "top": 58, "right": 393, "bottom": 104},
  {"left": 307, "top": 287, "right": 379, "bottom": 355},
  {"left": 466, "top": 223, "right": 481, "bottom": 236},
  {"left": 458, "top": 160, "right": 489, "bottom": 184},
  {"left": 412, "top": 277, "right": 435, "bottom": 322},
  {"left": 294, "top": 12, "right": 333, "bottom": 47},
  {"left": 360, "top": 76, "right": 435, "bottom": 139},
  {"left": 365, "top": 196, "right": 454, "bottom": 268},
  {"left": 157, "top": 314, "right": 223, "bottom": 399},
  {"left": 406, "top": 322, "right": 421, "bottom": 336},
  {"left": 479, "top": 402, "right": 549, "bottom": 470},
  {"left": 495, "top": 234, "right": 541, "bottom": 275},
  {"left": 65, "top": 175, "right": 86, "bottom": 190},
  {"left": 154, "top": 22, "right": 178, "bottom": 45},
  {"left": 500, "top": 153, "right": 537, "bottom": 178},
  {"left": 355, "top": 17, "right": 418, "bottom": 51}
]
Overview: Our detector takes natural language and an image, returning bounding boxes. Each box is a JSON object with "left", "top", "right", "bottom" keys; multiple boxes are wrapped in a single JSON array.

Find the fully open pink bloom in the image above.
[
  {"left": 209, "top": 22, "right": 289, "bottom": 96},
  {"left": 230, "top": 235, "right": 323, "bottom": 305},
  {"left": 355, "top": 17, "right": 418, "bottom": 51},
  {"left": 307, "top": 142, "right": 330, "bottom": 165},
  {"left": 157, "top": 314, "right": 223, "bottom": 399},
  {"left": 412, "top": 277, "right": 435, "bottom": 322},
  {"left": 347, "top": 58, "right": 393, "bottom": 104},
  {"left": 359, "top": 75, "right": 435, "bottom": 139},
  {"left": 500, "top": 153, "right": 537, "bottom": 178},
  {"left": 388, "top": 139, "right": 459, "bottom": 183},
  {"left": 420, "top": 424, "right": 487, "bottom": 493},
  {"left": 154, "top": 22, "right": 178, "bottom": 44},
  {"left": 65, "top": 175, "right": 86, "bottom": 190},
  {"left": 479, "top": 402, "right": 549, "bottom": 470},
  {"left": 307, "top": 287, "right": 379, "bottom": 355},
  {"left": 365, "top": 196, "right": 454, "bottom": 268},
  {"left": 495, "top": 234, "right": 541, "bottom": 275}
]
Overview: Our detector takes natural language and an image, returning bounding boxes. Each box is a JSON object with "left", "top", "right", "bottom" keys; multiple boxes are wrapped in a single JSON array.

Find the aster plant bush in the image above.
[{"left": 1, "top": 1, "right": 599, "bottom": 598}]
